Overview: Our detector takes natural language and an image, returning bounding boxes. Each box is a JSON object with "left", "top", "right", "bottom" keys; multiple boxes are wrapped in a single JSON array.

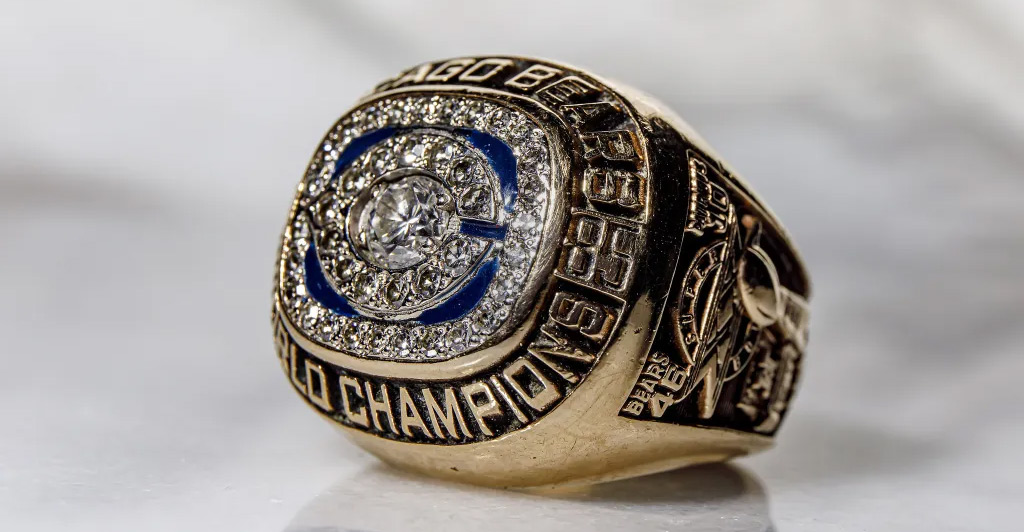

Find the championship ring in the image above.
[{"left": 271, "top": 56, "right": 811, "bottom": 487}]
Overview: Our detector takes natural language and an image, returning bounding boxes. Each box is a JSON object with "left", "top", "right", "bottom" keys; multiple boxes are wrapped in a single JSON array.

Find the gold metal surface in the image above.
[{"left": 271, "top": 56, "right": 811, "bottom": 487}]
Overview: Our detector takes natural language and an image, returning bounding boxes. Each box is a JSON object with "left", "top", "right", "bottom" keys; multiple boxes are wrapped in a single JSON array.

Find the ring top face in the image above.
[{"left": 278, "top": 94, "right": 552, "bottom": 361}]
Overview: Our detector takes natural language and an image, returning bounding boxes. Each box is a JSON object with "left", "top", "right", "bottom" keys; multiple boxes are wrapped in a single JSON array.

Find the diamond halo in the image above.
[{"left": 278, "top": 95, "right": 551, "bottom": 361}]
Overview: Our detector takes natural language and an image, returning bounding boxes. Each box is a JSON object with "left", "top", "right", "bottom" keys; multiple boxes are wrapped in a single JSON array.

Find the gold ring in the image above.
[{"left": 271, "top": 56, "right": 811, "bottom": 488}]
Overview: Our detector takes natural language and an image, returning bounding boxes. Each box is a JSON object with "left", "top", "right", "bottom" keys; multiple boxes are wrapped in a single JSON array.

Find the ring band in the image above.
[{"left": 271, "top": 56, "right": 811, "bottom": 487}]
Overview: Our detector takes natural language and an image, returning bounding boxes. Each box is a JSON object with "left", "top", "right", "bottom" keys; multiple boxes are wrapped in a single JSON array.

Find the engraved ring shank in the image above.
[{"left": 271, "top": 56, "right": 810, "bottom": 487}]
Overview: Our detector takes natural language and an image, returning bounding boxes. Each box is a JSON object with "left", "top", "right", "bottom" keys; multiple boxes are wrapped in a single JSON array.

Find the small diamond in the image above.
[
  {"left": 316, "top": 320, "right": 338, "bottom": 342},
  {"left": 505, "top": 120, "right": 531, "bottom": 144},
  {"left": 291, "top": 215, "right": 311, "bottom": 243},
  {"left": 517, "top": 145, "right": 544, "bottom": 169},
  {"left": 494, "top": 274, "right": 516, "bottom": 295},
  {"left": 387, "top": 104, "right": 404, "bottom": 124},
  {"left": 368, "top": 149, "right": 394, "bottom": 176},
  {"left": 430, "top": 142, "right": 458, "bottom": 168},
  {"left": 459, "top": 185, "right": 494, "bottom": 219},
  {"left": 341, "top": 167, "right": 369, "bottom": 192},
  {"left": 286, "top": 290, "right": 307, "bottom": 312},
  {"left": 339, "top": 321, "right": 360, "bottom": 349},
  {"left": 521, "top": 177, "right": 547, "bottom": 201},
  {"left": 318, "top": 227, "right": 344, "bottom": 254},
  {"left": 304, "top": 165, "right": 331, "bottom": 198},
  {"left": 478, "top": 303, "right": 509, "bottom": 333},
  {"left": 356, "top": 322, "right": 374, "bottom": 348},
  {"left": 451, "top": 99, "right": 483, "bottom": 126},
  {"left": 398, "top": 98, "right": 420, "bottom": 125},
  {"left": 312, "top": 194, "right": 345, "bottom": 228},
  {"left": 301, "top": 304, "right": 321, "bottom": 330},
  {"left": 384, "top": 277, "right": 409, "bottom": 306},
  {"left": 511, "top": 211, "right": 540, "bottom": 234},
  {"left": 447, "top": 157, "right": 485, "bottom": 186},
  {"left": 285, "top": 243, "right": 304, "bottom": 266},
  {"left": 423, "top": 98, "right": 439, "bottom": 122},
  {"left": 410, "top": 325, "right": 438, "bottom": 352},
  {"left": 333, "top": 254, "right": 358, "bottom": 282},
  {"left": 353, "top": 271, "right": 380, "bottom": 303},
  {"left": 487, "top": 109, "right": 512, "bottom": 131},
  {"left": 389, "top": 326, "right": 411, "bottom": 356},
  {"left": 337, "top": 128, "right": 354, "bottom": 146},
  {"left": 466, "top": 102, "right": 489, "bottom": 128},
  {"left": 445, "top": 322, "right": 469, "bottom": 349},
  {"left": 408, "top": 144, "right": 426, "bottom": 165},
  {"left": 367, "top": 327, "right": 388, "bottom": 352},
  {"left": 443, "top": 237, "right": 475, "bottom": 276},
  {"left": 471, "top": 301, "right": 507, "bottom": 334},
  {"left": 415, "top": 264, "right": 442, "bottom": 297},
  {"left": 503, "top": 241, "right": 528, "bottom": 268}
]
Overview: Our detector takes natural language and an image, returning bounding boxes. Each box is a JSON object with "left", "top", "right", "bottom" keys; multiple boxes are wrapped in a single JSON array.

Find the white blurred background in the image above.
[{"left": 1, "top": 1, "right": 1022, "bottom": 531}]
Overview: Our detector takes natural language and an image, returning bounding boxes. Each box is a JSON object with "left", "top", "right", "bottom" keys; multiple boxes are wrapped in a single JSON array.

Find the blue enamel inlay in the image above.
[
  {"left": 329, "top": 127, "right": 397, "bottom": 182},
  {"left": 306, "top": 239, "right": 499, "bottom": 325},
  {"left": 303, "top": 242, "right": 359, "bottom": 318},
  {"left": 416, "top": 259, "right": 499, "bottom": 324},
  {"left": 459, "top": 219, "right": 508, "bottom": 241},
  {"left": 458, "top": 128, "right": 518, "bottom": 213}
]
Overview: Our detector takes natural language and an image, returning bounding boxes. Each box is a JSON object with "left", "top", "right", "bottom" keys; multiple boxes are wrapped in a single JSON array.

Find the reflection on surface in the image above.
[{"left": 285, "top": 463, "right": 774, "bottom": 532}]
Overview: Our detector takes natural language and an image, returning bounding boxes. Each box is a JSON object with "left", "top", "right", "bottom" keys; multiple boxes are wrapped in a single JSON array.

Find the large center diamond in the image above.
[{"left": 355, "top": 172, "right": 453, "bottom": 269}]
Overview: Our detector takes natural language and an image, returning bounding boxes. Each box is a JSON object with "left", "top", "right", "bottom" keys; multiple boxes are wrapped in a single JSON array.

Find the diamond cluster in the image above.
[
  {"left": 355, "top": 171, "right": 453, "bottom": 270},
  {"left": 319, "top": 131, "right": 497, "bottom": 315},
  {"left": 278, "top": 95, "right": 551, "bottom": 361}
]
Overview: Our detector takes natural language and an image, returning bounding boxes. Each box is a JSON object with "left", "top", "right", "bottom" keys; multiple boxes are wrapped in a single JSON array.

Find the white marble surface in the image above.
[{"left": 1, "top": 1, "right": 1022, "bottom": 530}]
